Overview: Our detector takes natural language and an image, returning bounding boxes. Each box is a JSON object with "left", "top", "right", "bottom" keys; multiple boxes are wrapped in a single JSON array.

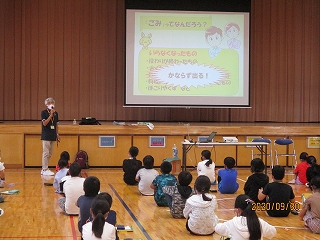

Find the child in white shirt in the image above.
[
  {"left": 197, "top": 150, "right": 216, "bottom": 184},
  {"left": 135, "top": 155, "right": 159, "bottom": 195},
  {"left": 183, "top": 175, "right": 218, "bottom": 235},
  {"left": 215, "top": 194, "right": 276, "bottom": 239},
  {"left": 82, "top": 199, "right": 116, "bottom": 240}
]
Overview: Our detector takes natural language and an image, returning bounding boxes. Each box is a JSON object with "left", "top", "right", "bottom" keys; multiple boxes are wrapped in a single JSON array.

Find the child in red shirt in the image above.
[{"left": 289, "top": 152, "right": 309, "bottom": 185}]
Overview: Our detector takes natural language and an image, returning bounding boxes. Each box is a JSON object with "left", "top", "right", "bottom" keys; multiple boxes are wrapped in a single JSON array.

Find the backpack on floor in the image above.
[{"left": 74, "top": 150, "right": 89, "bottom": 169}]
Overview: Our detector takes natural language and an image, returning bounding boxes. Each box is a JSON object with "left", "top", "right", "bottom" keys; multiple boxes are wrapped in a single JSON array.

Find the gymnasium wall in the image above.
[{"left": 0, "top": 0, "right": 319, "bottom": 122}]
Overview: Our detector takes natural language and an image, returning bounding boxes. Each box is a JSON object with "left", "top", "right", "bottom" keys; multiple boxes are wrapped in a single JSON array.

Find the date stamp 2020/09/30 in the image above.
[{"left": 252, "top": 202, "right": 301, "bottom": 211}]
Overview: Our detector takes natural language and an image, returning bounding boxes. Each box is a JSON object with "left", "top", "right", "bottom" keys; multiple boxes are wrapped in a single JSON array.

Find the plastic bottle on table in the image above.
[
  {"left": 73, "top": 119, "right": 77, "bottom": 125},
  {"left": 172, "top": 144, "right": 178, "bottom": 158}
]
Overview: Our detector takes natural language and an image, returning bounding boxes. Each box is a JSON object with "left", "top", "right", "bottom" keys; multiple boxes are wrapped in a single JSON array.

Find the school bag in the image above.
[
  {"left": 74, "top": 150, "right": 89, "bottom": 169},
  {"left": 79, "top": 117, "right": 101, "bottom": 125}
]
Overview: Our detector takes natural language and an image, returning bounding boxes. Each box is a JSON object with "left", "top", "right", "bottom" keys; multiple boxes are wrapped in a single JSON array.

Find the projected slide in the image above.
[{"left": 126, "top": 10, "right": 249, "bottom": 107}]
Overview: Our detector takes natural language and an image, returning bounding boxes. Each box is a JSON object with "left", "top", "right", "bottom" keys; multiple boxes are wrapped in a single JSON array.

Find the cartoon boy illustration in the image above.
[
  {"left": 225, "top": 22, "right": 241, "bottom": 50},
  {"left": 205, "top": 26, "right": 223, "bottom": 59}
]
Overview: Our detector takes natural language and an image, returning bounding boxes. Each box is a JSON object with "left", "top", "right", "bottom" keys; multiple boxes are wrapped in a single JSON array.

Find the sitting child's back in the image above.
[
  {"left": 122, "top": 146, "right": 142, "bottom": 185},
  {"left": 218, "top": 157, "right": 239, "bottom": 194},
  {"left": 244, "top": 158, "right": 269, "bottom": 202},
  {"left": 183, "top": 175, "right": 218, "bottom": 235},
  {"left": 299, "top": 176, "right": 320, "bottom": 234},
  {"left": 215, "top": 194, "right": 276, "bottom": 239},
  {"left": 135, "top": 155, "right": 159, "bottom": 195},
  {"left": 258, "top": 165, "right": 295, "bottom": 217},
  {"left": 77, "top": 176, "right": 100, "bottom": 233},
  {"left": 293, "top": 152, "right": 309, "bottom": 185},
  {"left": 53, "top": 158, "right": 69, "bottom": 193},
  {"left": 162, "top": 171, "right": 195, "bottom": 218},
  {"left": 151, "top": 161, "right": 177, "bottom": 206},
  {"left": 82, "top": 199, "right": 116, "bottom": 240},
  {"left": 56, "top": 151, "right": 70, "bottom": 172},
  {"left": 197, "top": 150, "right": 216, "bottom": 184}
]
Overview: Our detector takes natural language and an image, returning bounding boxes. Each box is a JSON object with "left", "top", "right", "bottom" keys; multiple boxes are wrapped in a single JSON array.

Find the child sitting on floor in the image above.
[
  {"left": 55, "top": 151, "right": 70, "bottom": 172},
  {"left": 77, "top": 176, "right": 101, "bottom": 233},
  {"left": 162, "top": 171, "right": 195, "bottom": 218},
  {"left": 58, "top": 162, "right": 85, "bottom": 215},
  {"left": 288, "top": 152, "right": 309, "bottom": 184},
  {"left": 197, "top": 150, "right": 216, "bottom": 184},
  {"left": 299, "top": 175, "right": 320, "bottom": 234},
  {"left": 244, "top": 158, "right": 269, "bottom": 202},
  {"left": 183, "top": 175, "right": 218, "bottom": 235},
  {"left": 135, "top": 155, "right": 159, "bottom": 195},
  {"left": 151, "top": 161, "right": 177, "bottom": 206},
  {"left": 217, "top": 156, "right": 239, "bottom": 194},
  {"left": 122, "top": 146, "right": 142, "bottom": 185},
  {"left": 258, "top": 165, "right": 295, "bottom": 217},
  {"left": 95, "top": 192, "right": 117, "bottom": 227},
  {"left": 306, "top": 156, "right": 320, "bottom": 188},
  {"left": 53, "top": 158, "right": 69, "bottom": 193},
  {"left": 215, "top": 194, "right": 276, "bottom": 239},
  {"left": 82, "top": 199, "right": 116, "bottom": 240}
]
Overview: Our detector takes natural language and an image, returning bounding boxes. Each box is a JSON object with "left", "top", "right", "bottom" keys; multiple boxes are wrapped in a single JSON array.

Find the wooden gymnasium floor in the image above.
[{"left": 0, "top": 167, "right": 318, "bottom": 240}]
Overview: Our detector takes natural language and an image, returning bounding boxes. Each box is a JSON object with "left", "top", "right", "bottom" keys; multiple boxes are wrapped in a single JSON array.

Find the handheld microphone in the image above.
[{"left": 49, "top": 105, "right": 55, "bottom": 116}]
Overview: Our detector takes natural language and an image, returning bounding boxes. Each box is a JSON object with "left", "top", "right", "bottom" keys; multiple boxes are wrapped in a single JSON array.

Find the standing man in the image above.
[{"left": 41, "top": 97, "right": 60, "bottom": 176}]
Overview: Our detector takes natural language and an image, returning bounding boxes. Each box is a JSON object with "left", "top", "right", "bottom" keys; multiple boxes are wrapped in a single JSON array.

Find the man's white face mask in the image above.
[{"left": 47, "top": 104, "right": 54, "bottom": 110}]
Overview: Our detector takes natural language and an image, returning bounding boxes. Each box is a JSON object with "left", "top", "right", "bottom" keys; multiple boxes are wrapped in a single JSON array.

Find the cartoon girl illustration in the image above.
[
  {"left": 225, "top": 22, "right": 241, "bottom": 50},
  {"left": 205, "top": 26, "right": 223, "bottom": 59}
]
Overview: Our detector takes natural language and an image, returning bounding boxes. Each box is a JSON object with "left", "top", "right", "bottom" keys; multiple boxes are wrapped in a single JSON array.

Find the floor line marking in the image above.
[
  {"left": 216, "top": 197, "right": 236, "bottom": 200},
  {"left": 70, "top": 215, "right": 78, "bottom": 240},
  {"left": 237, "top": 177, "right": 247, "bottom": 183},
  {"left": 109, "top": 184, "right": 152, "bottom": 240},
  {"left": 273, "top": 226, "right": 309, "bottom": 230}
]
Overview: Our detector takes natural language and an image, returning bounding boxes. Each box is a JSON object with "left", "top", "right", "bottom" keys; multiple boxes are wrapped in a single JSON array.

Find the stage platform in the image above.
[{"left": 0, "top": 121, "right": 319, "bottom": 169}]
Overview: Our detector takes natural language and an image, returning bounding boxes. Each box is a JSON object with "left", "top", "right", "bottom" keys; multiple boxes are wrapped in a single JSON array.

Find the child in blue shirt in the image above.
[
  {"left": 77, "top": 176, "right": 101, "bottom": 233},
  {"left": 151, "top": 161, "right": 177, "bottom": 206},
  {"left": 218, "top": 157, "right": 239, "bottom": 194},
  {"left": 53, "top": 158, "right": 69, "bottom": 193}
]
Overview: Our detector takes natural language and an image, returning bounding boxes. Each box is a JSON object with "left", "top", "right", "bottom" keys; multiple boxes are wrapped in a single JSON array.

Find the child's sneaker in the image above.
[
  {"left": 288, "top": 179, "right": 296, "bottom": 184},
  {"left": 41, "top": 169, "right": 54, "bottom": 176}
]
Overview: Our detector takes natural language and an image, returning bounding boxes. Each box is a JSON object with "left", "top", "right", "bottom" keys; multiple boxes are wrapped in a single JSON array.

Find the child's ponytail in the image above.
[
  {"left": 205, "top": 158, "right": 213, "bottom": 167},
  {"left": 195, "top": 175, "right": 212, "bottom": 201},
  {"left": 92, "top": 211, "right": 106, "bottom": 238},
  {"left": 91, "top": 199, "right": 110, "bottom": 238},
  {"left": 235, "top": 194, "right": 261, "bottom": 240},
  {"left": 201, "top": 150, "right": 212, "bottom": 167}
]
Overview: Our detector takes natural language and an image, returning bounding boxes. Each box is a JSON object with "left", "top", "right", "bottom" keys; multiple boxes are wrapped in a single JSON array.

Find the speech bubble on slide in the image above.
[{"left": 148, "top": 63, "right": 228, "bottom": 88}]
